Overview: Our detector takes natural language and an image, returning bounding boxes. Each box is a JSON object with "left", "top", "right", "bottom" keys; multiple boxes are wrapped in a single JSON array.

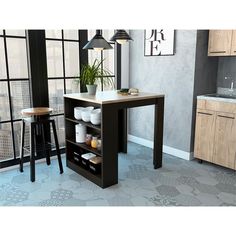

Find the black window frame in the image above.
[
  {"left": 45, "top": 30, "right": 81, "bottom": 149},
  {"left": 0, "top": 29, "right": 121, "bottom": 169},
  {"left": 0, "top": 30, "right": 32, "bottom": 167}
]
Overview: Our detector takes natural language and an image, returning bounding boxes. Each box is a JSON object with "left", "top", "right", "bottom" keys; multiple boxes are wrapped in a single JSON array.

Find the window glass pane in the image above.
[
  {"left": 5, "top": 30, "right": 25, "bottom": 37},
  {"left": 103, "top": 48, "right": 114, "bottom": 74},
  {"left": 88, "top": 29, "right": 96, "bottom": 40},
  {"left": 104, "top": 77, "right": 115, "bottom": 91},
  {"left": 0, "top": 38, "right": 7, "bottom": 79},
  {"left": 6, "top": 38, "right": 28, "bottom": 79},
  {"left": 64, "top": 42, "right": 80, "bottom": 77},
  {"left": 50, "top": 115, "right": 65, "bottom": 147},
  {"left": 10, "top": 81, "right": 31, "bottom": 120},
  {"left": 88, "top": 30, "right": 114, "bottom": 44},
  {"left": 13, "top": 121, "right": 21, "bottom": 158},
  {"left": 48, "top": 79, "right": 64, "bottom": 114},
  {"left": 88, "top": 50, "right": 101, "bottom": 65},
  {"left": 95, "top": 77, "right": 115, "bottom": 92},
  {"left": 0, "top": 122, "right": 13, "bottom": 160},
  {"left": 46, "top": 30, "right": 62, "bottom": 39},
  {"left": 0, "top": 82, "right": 11, "bottom": 121},
  {"left": 0, "top": 30, "right": 3, "bottom": 35},
  {"left": 63, "top": 30, "right": 78, "bottom": 40},
  {"left": 46, "top": 40, "right": 63, "bottom": 77},
  {"left": 102, "top": 29, "right": 114, "bottom": 41},
  {"left": 66, "top": 79, "right": 79, "bottom": 94},
  {"left": 14, "top": 120, "right": 30, "bottom": 158}
]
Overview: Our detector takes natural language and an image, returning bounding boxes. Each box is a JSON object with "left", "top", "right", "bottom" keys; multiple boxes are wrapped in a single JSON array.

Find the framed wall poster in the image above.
[{"left": 144, "top": 29, "right": 175, "bottom": 56}]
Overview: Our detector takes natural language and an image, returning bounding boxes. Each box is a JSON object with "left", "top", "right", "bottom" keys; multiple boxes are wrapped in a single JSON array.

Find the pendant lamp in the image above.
[
  {"left": 83, "top": 30, "right": 113, "bottom": 50},
  {"left": 110, "top": 30, "right": 133, "bottom": 44}
]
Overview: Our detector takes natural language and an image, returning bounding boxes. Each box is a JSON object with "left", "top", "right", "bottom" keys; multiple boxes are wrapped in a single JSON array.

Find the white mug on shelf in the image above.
[
  {"left": 81, "top": 106, "right": 95, "bottom": 122},
  {"left": 90, "top": 108, "right": 101, "bottom": 125}
]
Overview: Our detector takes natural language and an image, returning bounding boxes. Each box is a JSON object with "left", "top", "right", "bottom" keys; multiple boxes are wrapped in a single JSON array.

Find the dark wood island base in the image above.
[{"left": 64, "top": 91, "right": 164, "bottom": 188}]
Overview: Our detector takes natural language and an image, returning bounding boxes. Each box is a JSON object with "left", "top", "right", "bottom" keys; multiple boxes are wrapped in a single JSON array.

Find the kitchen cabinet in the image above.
[
  {"left": 194, "top": 98, "right": 236, "bottom": 170},
  {"left": 213, "top": 112, "right": 236, "bottom": 169},
  {"left": 208, "top": 30, "right": 233, "bottom": 56},
  {"left": 230, "top": 30, "right": 236, "bottom": 55},
  {"left": 194, "top": 109, "right": 216, "bottom": 162}
]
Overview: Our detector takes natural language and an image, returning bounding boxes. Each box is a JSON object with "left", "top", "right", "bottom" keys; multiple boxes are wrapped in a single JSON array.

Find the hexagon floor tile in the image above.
[
  {"left": 156, "top": 185, "right": 180, "bottom": 197},
  {"left": 0, "top": 142, "right": 236, "bottom": 206}
]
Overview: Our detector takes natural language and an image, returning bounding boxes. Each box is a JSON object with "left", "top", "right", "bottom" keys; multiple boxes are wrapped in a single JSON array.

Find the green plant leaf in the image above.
[{"left": 75, "top": 58, "right": 114, "bottom": 89}]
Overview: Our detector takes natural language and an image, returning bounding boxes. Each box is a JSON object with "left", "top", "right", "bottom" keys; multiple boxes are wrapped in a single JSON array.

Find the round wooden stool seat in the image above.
[
  {"left": 19, "top": 106, "right": 63, "bottom": 182},
  {"left": 21, "top": 107, "right": 53, "bottom": 116}
]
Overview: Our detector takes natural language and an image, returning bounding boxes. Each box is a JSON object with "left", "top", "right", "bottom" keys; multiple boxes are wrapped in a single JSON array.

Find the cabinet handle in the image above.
[
  {"left": 234, "top": 152, "right": 236, "bottom": 170},
  {"left": 218, "top": 115, "right": 235, "bottom": 119},
  {"left": 209, "top": 51, "right": 226, "bottom": 53},
  {"left": 198, "top": 112, "right": 212, "bottom": 116}
]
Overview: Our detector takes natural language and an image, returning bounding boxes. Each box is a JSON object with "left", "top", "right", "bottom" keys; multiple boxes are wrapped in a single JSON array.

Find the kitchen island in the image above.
[{"left": 64, "top": 90, "right": 165, "bottom": 188}]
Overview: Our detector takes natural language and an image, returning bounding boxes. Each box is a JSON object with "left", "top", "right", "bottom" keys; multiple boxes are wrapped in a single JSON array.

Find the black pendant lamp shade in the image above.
[
  {"left": 83, "top": 30, "right": 113, "bottom": 50},
  {"left": 110, "top": 30, "right": 133, "bottom": 44}
]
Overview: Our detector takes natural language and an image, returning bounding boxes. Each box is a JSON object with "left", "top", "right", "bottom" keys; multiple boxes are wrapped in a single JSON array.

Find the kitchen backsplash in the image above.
[{"left": 217, "top": 57, "right": 236, "bottom": 88}]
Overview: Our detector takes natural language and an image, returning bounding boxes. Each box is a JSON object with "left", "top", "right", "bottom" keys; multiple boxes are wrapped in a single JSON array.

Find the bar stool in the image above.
[{"left": 19, "top": 107, "right": 63, "bottom": 182}]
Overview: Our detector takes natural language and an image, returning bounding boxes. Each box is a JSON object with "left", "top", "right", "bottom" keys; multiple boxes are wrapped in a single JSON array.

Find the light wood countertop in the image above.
[
  {"left": 64, "top": 90, "right": 164, "bottom": 104},
  {"left": 197, "top": 95, "right": 236, "bottom": 104}
]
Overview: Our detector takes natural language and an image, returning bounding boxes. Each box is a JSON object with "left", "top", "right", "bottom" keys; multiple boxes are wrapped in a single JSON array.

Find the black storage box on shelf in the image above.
[
  {"left": 89, "top": 156, "right": 102, "bottom": 174},
  {"left": 81, "top": 153, "right": 96, "bottom": 169},
  {"left": 73, "top": 151, "right": 82, "bottom": 165}
]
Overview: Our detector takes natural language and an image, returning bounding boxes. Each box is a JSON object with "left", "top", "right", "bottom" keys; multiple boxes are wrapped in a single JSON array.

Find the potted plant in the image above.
[{"left": 77, "top": 59, "right": 114, "bottom": 95}]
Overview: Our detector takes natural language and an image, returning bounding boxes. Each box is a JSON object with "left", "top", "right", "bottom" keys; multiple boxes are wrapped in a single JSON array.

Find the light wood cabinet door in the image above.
[
  {"left": 230, "top": 30, "right": 236, "bottom": 55},
  {"left": 208, "top": 30, "right": 232, "bottom": 56},
  {"left": 194, "top": 109, "right": 216, "bottom": 162},
  {"left": 213, "top": 112, "right": 236, "bottom": 169}
]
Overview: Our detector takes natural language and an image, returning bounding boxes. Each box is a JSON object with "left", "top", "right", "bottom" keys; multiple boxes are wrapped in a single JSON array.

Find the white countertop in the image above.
[
  {"left": 64, "top": 90, "right": 164, "bottom": 104},
  {"left": 197, "top": 95, "right": 236, "bottom": 104}
]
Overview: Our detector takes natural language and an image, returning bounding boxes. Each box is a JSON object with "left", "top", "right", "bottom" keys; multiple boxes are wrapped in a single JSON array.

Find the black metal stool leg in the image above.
[
  {"left": 30, "top": 123, "right": 36, "bottom": 182},
  {"left": 51, "top": 120, "right": 63, "bottom": 174},
  {"left": 19, "top": 119, "right": 25, "bottom": 172},
  {"left": 41, "top": 123, "right": 51, "bottom": 165}
]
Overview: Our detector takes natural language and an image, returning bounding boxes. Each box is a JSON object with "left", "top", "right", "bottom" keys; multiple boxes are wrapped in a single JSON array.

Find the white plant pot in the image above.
[{"left": 86, "top": 84, "right": 97, "bottom": 95}]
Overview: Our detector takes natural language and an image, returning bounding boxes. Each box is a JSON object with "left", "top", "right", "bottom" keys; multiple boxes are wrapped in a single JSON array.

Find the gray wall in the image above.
[
  {"left": 217, "top": 57, "right": 236, "bottom": 88},
  {"left": 190, "top": 30, "right": 218, "bottom": 151},
  {"left": 129, "top": 30, "right": 197, "bottom": 152}
]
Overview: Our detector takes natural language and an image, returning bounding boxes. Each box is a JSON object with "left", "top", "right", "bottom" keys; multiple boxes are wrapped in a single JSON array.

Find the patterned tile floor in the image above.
[{"left": 0, "top": 142, "right": 236, "bottom": 206}]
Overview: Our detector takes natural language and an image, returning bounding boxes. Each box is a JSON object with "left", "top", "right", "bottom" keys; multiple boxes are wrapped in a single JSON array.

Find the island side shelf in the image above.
[
  {"left": 64, "top": 97, "right": 118, "bottom": 188},
  {"left": 67, "top": 158, "right": 102, "bottom": 186},
  {"left": 66, "top": 139, "right": 101, "bottom": 156}
]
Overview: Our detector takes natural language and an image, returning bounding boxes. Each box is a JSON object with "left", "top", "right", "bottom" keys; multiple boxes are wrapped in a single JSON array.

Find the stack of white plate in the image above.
[
  {"left": 81, "top": 106, "right": 94, "bottom": 122},
  {"left": 90, "top": 108, "right": 101, "bottom": 125}
]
